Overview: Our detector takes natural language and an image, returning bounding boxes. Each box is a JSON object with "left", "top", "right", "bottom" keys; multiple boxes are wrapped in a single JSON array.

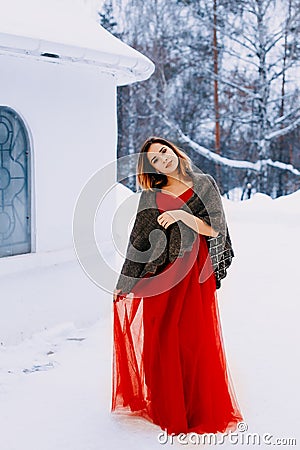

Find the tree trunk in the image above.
[
  {"left": 278, "top": 0, "right": 292, "bottom": 197},
  {"left": 213, "top": 0, "right": 221, "bottom": 182},
  {"left": 256, "top": 0, "right": 270, "bottom": 192}
]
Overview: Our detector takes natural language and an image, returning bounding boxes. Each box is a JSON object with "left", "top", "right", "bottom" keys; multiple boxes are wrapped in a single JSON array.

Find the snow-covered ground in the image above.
[{"left": 0, "top": 186, "right": 299, "bottom": 450}]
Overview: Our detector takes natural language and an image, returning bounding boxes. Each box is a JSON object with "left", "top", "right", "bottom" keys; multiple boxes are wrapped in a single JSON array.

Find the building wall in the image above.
[
  {"left": 0, "top": 53, "right": 118, "bottom": 344},
  {"left": 1, "top": 53, "right": 117, "bottom": 252}
]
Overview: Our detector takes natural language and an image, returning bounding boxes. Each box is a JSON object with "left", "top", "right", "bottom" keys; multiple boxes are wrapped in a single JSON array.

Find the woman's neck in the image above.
[{"left": 165, "top": 172, "right": 191, "bottom": 187}]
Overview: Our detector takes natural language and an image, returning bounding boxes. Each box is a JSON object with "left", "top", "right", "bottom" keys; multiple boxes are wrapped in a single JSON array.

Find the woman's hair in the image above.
[{"left": 136, "top": 136, "right": 193, "bottom": 190}]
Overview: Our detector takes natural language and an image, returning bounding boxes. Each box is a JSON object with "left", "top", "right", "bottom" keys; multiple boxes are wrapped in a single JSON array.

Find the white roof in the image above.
[{"left": 0, "top": 0, "right": 155, "bottom": 85}]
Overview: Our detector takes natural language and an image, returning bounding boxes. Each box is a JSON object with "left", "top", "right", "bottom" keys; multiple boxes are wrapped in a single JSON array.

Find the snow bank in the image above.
[{"left": 0, "top": 185, "right": 299, "bottom": 449}]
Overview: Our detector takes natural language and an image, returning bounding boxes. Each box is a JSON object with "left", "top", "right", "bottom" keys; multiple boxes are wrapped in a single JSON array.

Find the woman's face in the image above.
[{"left": 147, "top": 143, "right": 179, "bottom": 175}]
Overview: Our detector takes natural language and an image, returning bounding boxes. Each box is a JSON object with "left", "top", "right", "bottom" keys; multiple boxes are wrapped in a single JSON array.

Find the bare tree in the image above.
[{"left": 99, "top": 0, "right": 300, "bottom": 196}]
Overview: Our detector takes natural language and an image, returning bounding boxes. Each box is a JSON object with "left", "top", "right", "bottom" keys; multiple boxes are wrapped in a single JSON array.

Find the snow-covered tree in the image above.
[{"left": 98, "top": 0, "right": 300, "bottom": 198}]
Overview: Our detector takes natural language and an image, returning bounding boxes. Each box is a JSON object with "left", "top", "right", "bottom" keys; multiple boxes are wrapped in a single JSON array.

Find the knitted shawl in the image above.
[{"left": 115, "top": 170, "right": 234, "bottom": 294}]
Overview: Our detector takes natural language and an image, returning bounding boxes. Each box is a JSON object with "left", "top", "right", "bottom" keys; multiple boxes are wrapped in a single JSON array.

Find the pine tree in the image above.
[{"left": 98, "top": 0, "right": 118, "bottom": 35}]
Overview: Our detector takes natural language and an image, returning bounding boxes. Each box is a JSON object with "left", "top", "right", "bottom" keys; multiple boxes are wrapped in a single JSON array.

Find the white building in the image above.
[{"left": 0, "top": 0, "right": 154, "bottom": 345}]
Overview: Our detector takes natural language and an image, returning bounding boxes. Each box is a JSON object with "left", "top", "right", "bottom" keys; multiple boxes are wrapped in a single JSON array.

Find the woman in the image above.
[{"left": 111, "top": 136, "right": 244, "bottom": 436}]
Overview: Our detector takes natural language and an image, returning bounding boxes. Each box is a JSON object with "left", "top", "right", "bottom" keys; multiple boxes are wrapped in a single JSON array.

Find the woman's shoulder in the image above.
[
  {"left": 138, "top": 187, "right": 156, "bottom": 198},
  {"left": 137, "top": 172, "right": 219, "bottom": 199},
  {"left": 136, "top": 187, "right": 157, "bottom": 211},
  {"left": 189, "top": 171, "right": 219, "bottom": 191},
  {"left": 189, "top": 169, "right": 216, "bottom": 181}
]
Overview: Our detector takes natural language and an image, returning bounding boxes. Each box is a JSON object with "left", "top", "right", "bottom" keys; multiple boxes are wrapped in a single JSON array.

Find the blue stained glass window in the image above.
[{"left": 0, "top": 106, "right": 31, "bottom": 257}]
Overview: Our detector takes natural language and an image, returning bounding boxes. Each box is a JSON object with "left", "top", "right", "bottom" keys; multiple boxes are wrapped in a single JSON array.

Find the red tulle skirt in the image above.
[{"left": 111, "top": 187, "right": 244, "bottom": 435}]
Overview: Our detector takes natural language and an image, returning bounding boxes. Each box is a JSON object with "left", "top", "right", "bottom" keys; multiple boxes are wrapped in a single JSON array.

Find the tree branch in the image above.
[{"left": 152, "top": 109, "right": 300, "bottom": 177}]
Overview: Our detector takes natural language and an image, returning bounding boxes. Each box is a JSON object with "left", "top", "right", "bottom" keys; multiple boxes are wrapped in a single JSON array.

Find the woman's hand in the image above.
[
  {"left": 157, "top": 209, "right": 185, "bottom": 229},
  {"left": 113, "top": 288, "right": 122, "bottom": 302},
  {"left": 164, "top": 209, "right": 219, "bottom": 237},
  {"left": 113, "top": 288, "right": 134, "bottom": 302}
]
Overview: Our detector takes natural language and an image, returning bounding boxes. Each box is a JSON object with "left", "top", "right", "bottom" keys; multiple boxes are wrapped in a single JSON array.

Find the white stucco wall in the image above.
[
  {"left": 0, "top": 0, "right": 155, "bottom": 346},
  {"left": 0, "top": 54, "right": 120, "bottom": 345},
  {"left": 1, "top": 53, "right": 117, "bottom": 254}
]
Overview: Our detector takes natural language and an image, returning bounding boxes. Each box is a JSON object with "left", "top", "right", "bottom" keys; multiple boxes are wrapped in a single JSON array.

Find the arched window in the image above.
[{"left": 0, "top": 106, "right": 31, "bottom": 257}]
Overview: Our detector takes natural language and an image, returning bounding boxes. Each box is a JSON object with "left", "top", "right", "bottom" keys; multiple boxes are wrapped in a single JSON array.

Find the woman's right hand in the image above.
[
  {"left": 113, "top": 288, "right": 122, "bottom": 302},
  {"left": 113, "top": 289, "right": 134, "bottom": 302}
]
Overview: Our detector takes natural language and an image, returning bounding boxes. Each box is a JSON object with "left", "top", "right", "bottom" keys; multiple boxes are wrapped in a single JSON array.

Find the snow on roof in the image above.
[{"left": 0, "top": 0, "right": 155, "bottom": 85}]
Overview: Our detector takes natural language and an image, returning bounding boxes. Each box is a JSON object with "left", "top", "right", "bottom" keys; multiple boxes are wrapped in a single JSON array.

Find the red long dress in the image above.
[{"left": 111, "top": 187, "right": 244, "bottom": 435}]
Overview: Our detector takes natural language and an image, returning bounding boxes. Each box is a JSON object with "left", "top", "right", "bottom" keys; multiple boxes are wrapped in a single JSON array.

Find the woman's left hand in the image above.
[{"left": 157, "top": 209, "right": 186, "bottom": 229}]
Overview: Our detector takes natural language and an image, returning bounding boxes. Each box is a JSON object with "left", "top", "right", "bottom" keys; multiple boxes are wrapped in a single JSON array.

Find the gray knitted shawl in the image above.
[{"left": 115, "top": 170, "right": 234, "bottom": 294}]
